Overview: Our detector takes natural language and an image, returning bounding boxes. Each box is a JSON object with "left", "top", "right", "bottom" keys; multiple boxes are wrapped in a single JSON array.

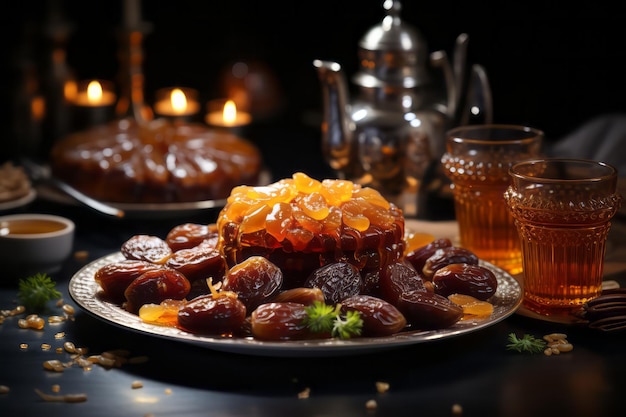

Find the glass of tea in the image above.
[
  {"left": 504, "top": 158, "right": 622, "bottom": 317},
  {"left": 441, "top": 124, "right": 543, "bottom": 275}
]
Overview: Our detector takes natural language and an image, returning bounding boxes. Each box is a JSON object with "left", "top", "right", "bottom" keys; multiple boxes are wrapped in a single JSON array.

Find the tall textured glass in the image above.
[
  {"left": 505, "top": 158, "right": 621, "bottom": 316},
  {"left": 441, "top": 124, "right": 543, "bottom": 275}
]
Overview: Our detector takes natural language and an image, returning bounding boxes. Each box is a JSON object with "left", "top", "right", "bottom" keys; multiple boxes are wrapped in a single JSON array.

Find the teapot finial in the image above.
[
  {"left": 383, "top": 0, "right": 401, "bottom": 18},
  {"left": 354, "top": 1, "right": 428, "bottom": 89}
]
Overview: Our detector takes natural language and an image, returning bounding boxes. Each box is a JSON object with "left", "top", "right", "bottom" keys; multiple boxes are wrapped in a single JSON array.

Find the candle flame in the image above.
[
  {"left": 223, "top": 100, "right": 237, "bottom": 124},
  {"left": 170, "top": 88, "right": 188, "bottom": 113},
  {"left": 87, "top": 81, "right": 104, "bottom": 103},
  {"left": 64, "top": 80, "right": 77, "bottom": 101}
]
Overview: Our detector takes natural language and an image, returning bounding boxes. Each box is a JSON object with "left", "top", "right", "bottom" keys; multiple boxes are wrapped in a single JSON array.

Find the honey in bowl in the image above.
[
  {"left": 0, "top": 219, "right": 68, "bottom": 236},
  {"left": 0, "top": 213, "right": 75, "bottom": 279}
]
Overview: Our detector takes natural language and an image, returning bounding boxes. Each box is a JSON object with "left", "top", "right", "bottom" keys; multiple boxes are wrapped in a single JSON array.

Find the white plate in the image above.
[
  {"left": 0, "top": 189, "right": 36, "bottom": 212},
  {"left": 69, "top": 252, "right": 522, "bottom": 357}
]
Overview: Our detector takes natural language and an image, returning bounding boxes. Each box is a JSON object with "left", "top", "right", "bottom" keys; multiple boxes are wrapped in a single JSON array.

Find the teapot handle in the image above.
[
  {"left": 460, "top": 64, "right": 493, "bottom": 125},
  {"left": 430, "top": 50, "right": 458, "bottom": 119}
]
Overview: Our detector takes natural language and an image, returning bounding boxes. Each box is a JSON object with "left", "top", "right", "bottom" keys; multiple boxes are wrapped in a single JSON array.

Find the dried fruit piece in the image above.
[
  {"left": 178, "top": 292, "right": 247, "bottom": 335},
  {"left": 396, "top": 291, "right": 463, "bottom": 329},
  {"left": 404, "top": 238, "right": 453, "bottom": 273},
  {"left": 378, "top": 262, "right": 428, "bottom": 305},
  {"left": 222, "top": 256, "right": 283, "bottom": 311},
  {"left": 121, "top": 235, "right": 172, "bottom": 264},
  {"left": 95, "top": 260, "right": 165, "bottom": 303},
  {"left": 165, "top": 243, "right": 226, "bottom": 283},
  {"left": 433, "top": 263, "right": 497, "bottom": 300},
  {"left": 124, "top": 269, "right": 191, "bottom": 313},
  {"left": 341, "top": 294, "right": 407, "bottom": 336},
  {"left": 448, "top": 293, "right": 494, "bottom": 318},
  {"left": 304, "top": 262, "right": 363, "bottom": 304},
  {"left": 422, "top": 246, "right": 479, "bottom": 279},
  {"left": 165, "top": 223, "right": 217, "bottom": 251},
  {"left": 271, "top": 287, "right": 325, "bottom": 305},
  {"left": 250, "top": 302, "right": 310, "bottom": 340}
]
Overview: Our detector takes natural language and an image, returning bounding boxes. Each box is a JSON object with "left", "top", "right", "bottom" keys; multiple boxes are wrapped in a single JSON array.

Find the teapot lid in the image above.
[{"left": 353, "top": 0, "right": 429, "bottom": 88}]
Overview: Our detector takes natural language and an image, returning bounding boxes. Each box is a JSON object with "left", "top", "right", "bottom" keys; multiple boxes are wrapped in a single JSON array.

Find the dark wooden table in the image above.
[{"left": 1, "top": 179, "right": 626, "bottom": 417}]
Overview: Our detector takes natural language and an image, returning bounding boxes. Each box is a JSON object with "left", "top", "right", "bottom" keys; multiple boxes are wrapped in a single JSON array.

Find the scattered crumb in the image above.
[
  {"left": 297, "top": 387, "right": 310, "bottom": 399},
  {"left": 365, "top": 399, "right": 378, "bottom": 410},
  {"left": 0, "top": 385, "right": 10, "bottom": 394},
  {"left": 74, "top": 250, "right": 89, "bottom": 261},
  {"left": 375, "top": 381, "right": 390, "bottom": 393},
  {"left": 164, "top": 388, "right": 172, "bottom": 395},
  {"left": 452, "top": 403, "right": 463, "bottom": 415},
  {"left": 131, "top": 380, "right": 144, "bottom": 389}
]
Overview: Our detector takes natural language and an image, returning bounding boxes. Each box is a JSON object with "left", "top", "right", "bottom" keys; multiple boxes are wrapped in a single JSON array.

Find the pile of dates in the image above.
[{"left": 94, "top": 223, "right": 498, "bottom": 340}]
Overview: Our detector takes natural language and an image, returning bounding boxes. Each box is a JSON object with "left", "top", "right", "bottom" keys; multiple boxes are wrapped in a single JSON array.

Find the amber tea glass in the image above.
[
  {"left": 441, "top": 124, "right": 543, "bottom": 275},
  {"left": 504, "top": 158, "right": 622, "bottom": 316}
]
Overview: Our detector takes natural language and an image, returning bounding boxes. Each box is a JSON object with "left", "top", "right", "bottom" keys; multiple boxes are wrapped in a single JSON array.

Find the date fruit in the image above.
[
  {"left": 395, "top": 290, "right": 463, "bottom": 329},
  {"left": 433, "top": 263, "right": 498, "bottom": 300},
  {"left": 121, "top": 235, "right": 173, "bottom": 264},
  {"left": 405, "top": 238, "right": 453, "bottom": 274},
  {"left": 95, "top": 260, "right": 165, "bottom": 303},
  {"left": 378, "top": 261, "right": 428, "bottom": 305},
  {"left": 166, "top": 223, "right": 218, "bottom": 251},
  {"left": 165, "top": 243, "right": 226, "bottom": 283},
  {"left": 177, "top": 293, "right": 247, "bottom": 335},
  {"left": 271, "top": 287, "right": 325, "bottom": 305},
  {"left": 422, "top": 246, "right": 479, "bottom": 279},
  {"left": 341, "top": 294, "right": 407, "bottom": 336},
  {"left": 304, "top": 262, "right": 363, "bottom": 304},
  {"left": 222, "top": 256, "right": 283, "bottom": 311},
  {"left": 124, "top": 269, "right": 191, "bottom": 313},
  {"left": 250, "top": 302, "right": 310, "bottom": 340}
]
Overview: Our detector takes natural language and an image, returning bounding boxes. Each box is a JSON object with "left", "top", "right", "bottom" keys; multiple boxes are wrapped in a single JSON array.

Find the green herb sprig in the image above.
[
  {"left": 303, "top": 301, "right": 363, "bottom": 339},
  {"left": 506, "top": 332, "right": 546, "bottom": 354},
  {"left": 18, "top": 273, "right": 62, "bottom": 312}
]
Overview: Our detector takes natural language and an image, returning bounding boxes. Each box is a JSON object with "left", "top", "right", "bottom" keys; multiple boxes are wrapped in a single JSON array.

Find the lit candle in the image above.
[
  {"left": 205, "top": 99, "right": 252, "bottom": 127},
  {"left": 71, "top": 79, "right": 117, "bottom": 130},
  {"left": 153, "top": 87, "right": 200, "bottom": 118},
  {"left": 73, "top": 80, "right": 117, "bottom": 107}
]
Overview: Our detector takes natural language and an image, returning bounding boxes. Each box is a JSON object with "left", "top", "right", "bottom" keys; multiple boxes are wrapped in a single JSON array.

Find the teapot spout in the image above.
[{"left": 313, "top": 59, "right": 360, "bottom": 179}]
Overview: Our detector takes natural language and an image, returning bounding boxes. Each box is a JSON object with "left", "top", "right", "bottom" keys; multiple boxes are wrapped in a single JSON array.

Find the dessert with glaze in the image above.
[
  {"left": 49, "top": 118, "right": 262, "bottom": 204},
  {"left": 216, "top": 172, "right": 406, "bottom": 288}
]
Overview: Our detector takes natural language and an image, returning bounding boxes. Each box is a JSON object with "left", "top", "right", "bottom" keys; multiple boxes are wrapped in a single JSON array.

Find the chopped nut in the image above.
[
  {"left": 0, "top": 385, "right": 10, "bottom": 394},
  {"left": 35, "top": 388, "right": 87, "bottom": 403},
  {"left": 452, "top": 403, "right": 463, "bottom": 415},
  {"left": 365, "top": 399, "right": 377, "bottom": 410},
  {"left": 131, "top": 380, "right": 144, "bottom": 389},
  {"left": 62, "top": 304, "right": 75, "bottom": 315},
  {"left": 297, "top": 387, "right": 311, "bottom": 399},
  {"left": 74, "top": 250, "right": 89, "bottom": 260},
  {"left": 375, "top": 381, "right": 390, "bottom": 393}
]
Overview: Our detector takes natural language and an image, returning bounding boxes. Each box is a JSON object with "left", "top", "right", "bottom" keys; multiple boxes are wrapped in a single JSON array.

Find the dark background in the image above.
[{"left": 3, "top": 0, "right": 626, "bottom": 168}]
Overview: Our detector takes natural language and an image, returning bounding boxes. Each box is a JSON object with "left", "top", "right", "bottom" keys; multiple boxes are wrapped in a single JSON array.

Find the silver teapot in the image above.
[{"left": 314, "top": 0, "right": 492, "bottom": 211}]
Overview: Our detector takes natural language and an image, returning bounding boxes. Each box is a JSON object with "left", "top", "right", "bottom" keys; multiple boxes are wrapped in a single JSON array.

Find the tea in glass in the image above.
[
  {"left": 505, "top": 158, "right": 622, "bottom": 316},
  {"left": 441, "top": 124, "right": 543, "bottom": 275}
]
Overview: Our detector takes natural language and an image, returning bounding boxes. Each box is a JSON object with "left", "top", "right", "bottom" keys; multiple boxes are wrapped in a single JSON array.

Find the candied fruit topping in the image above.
[{"left": 447, "top": 293, "right": 494, "bottom": 319}]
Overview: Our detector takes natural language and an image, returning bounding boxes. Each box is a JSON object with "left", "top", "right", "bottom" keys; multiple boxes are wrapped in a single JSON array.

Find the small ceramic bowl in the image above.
[{"left": 0, "top": 213, "right": 75, "bottom": 280}]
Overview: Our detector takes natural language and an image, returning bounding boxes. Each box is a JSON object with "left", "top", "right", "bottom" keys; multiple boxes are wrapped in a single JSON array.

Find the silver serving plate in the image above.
[{"left": 69, "top": 253, "right": 522, "bottom": 357}]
